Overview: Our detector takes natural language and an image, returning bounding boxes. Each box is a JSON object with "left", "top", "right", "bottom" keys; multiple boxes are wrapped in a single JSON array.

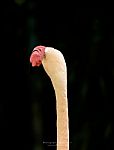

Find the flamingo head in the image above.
[{"left": 30, "top": 45, "right": 46, "bottom": 67}]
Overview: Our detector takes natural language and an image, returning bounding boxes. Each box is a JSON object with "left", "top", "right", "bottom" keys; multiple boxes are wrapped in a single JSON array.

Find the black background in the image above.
[{"left": 1, "top": 2, "right": 113, "bottom": 150}]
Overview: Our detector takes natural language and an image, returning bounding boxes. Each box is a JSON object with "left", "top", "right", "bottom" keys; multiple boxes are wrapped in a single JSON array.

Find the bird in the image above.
[{"left": 30, "top": 45, "right": 69, "bottom": 150}]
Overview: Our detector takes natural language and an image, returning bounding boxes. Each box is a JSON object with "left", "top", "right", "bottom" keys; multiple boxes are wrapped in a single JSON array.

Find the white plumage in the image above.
[{"left": 42, "top": 47, "right": 69, "bottom": 150}]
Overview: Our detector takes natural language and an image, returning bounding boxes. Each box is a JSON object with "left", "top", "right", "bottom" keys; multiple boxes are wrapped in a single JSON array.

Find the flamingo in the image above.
[{"left": 30, "top": 45, "right": 69, "bottom": 150}]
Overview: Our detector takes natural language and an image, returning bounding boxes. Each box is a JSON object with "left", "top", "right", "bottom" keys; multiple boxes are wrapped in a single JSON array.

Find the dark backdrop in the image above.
[{"left": 1, "top": 2, "right": 113, "bottom": 150}]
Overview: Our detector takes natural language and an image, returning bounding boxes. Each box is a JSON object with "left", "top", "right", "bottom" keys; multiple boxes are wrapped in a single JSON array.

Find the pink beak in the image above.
[{"left": 30, "top": 45, "right": 46, "bottom": 67}]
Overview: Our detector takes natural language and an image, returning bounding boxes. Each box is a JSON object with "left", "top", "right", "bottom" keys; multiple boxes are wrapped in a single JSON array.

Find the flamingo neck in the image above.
[
  {"left": 42, "top": 47, "right": 69, "bottom": 150},
  {"left": 55, "top": 90, "right": 69, "bottom": 150}
]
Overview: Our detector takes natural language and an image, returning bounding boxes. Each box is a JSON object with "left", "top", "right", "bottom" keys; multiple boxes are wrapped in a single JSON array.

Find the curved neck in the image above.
[{"left": 42, "top": 47, "right": 69, "bottom": 150}]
